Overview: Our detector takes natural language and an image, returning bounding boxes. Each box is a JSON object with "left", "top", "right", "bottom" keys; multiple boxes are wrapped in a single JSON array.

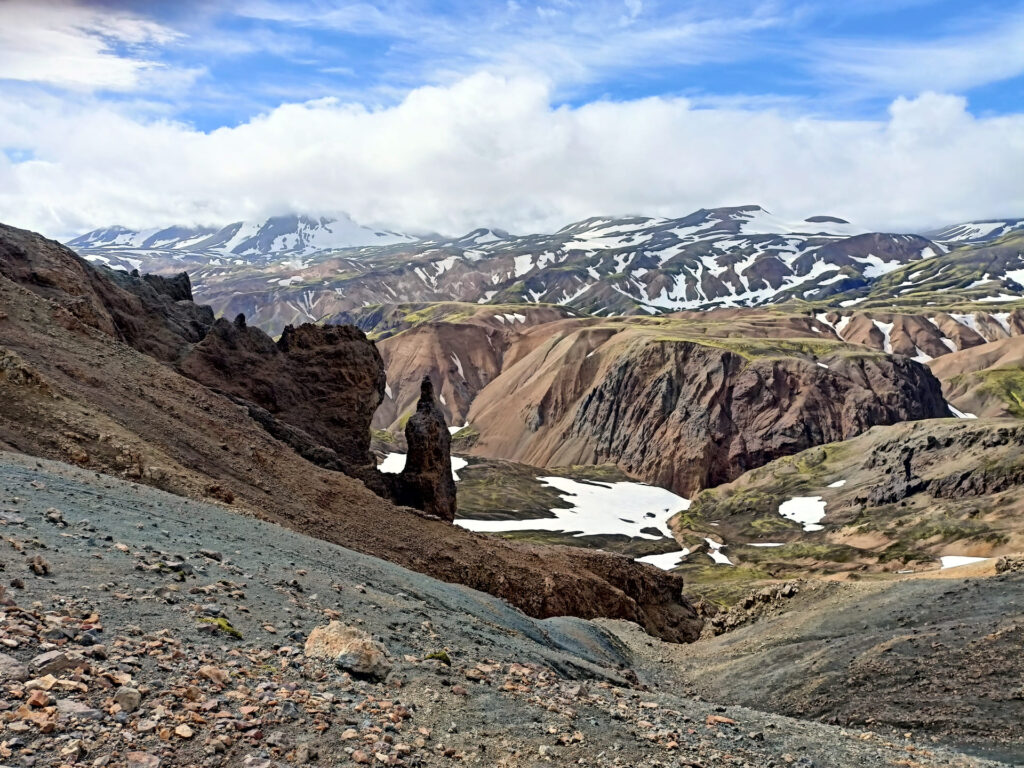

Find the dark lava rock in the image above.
[
  {"left": 384, "top": 377, "right": 457, "bottom": 522},
  {"left": 565, "top": 340, "right": 950, "bottom": 496},
  {"left": 180, "top": 318, "right": 385, "bottom": 475}
]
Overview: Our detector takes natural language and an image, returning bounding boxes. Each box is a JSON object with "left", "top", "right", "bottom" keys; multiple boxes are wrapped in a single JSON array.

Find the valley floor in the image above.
[{"left": 0, "top": 453, "right": 1015, "bottom": 768}]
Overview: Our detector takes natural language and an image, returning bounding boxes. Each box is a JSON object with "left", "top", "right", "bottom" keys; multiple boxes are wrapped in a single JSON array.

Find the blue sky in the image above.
[
  {"left": 84, "top": 0, "right": 1024, "bottom": 125},
  {"left": 1, "top": 0, "right": 1023, "bottom": 236}
]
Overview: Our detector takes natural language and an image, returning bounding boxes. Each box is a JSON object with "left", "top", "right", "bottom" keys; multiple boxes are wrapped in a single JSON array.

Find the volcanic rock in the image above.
[
  {"left": 180, "top": 317, "right": 385, "bottom": 475},
  {"left": 469, "top": 331, "right": 950, "bottom": 496},
  {"left": 996, "top": 554, "right": 1024, "bottom": 574},
  {"left": 0, "top": 220, "right": 701, "bottom": 642},
  {"left": 304, "top": 621, "right": 392, "bottom": 681},
  {"left": 0, "top": 222, "right": 213, "bottom": 361},
  {"left": 383, "top": 377, "right": 457, "bottom": 521},
  {"left": 0, "top": 651, "right": 29, "bottom": 682}
]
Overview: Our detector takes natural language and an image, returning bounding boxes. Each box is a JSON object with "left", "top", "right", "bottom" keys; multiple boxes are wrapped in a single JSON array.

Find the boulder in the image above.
[
  {"left": 114, "top": 686, "right": 142, "bottom": 713},
  {"left": 0, "top": 652, "right": 29, "bottom": 682},
  {"left": 996, "top": 554, "right": 1024, "bottom": 574},
  {"left": 304, "top": 621, "right": 391, "bottom": 681},
  {"left": 30, "top": 650, "right": 80, "bottom": 677},
  {"left": 56, "top": 698, "right": 102, "bottom": 721}
]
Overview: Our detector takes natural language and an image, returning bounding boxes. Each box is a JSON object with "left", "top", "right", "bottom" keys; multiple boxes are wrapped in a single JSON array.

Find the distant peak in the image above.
[{"left": 806, "top": 215, "right": 850, "bottom": 224}]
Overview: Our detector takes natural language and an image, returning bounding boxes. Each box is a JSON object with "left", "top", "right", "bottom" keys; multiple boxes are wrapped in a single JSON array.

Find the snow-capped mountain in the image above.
[
  {"left": 927, "top": 218, "right": 1024, "bottom": 244},
  {"left": 67, "top": 205, "right": 1023, "bottom": 335},
  {"left": 68, "top": 214, "right": 416, "bottom": 272}
]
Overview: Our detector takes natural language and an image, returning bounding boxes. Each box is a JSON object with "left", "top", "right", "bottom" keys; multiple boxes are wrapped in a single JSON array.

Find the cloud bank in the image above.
[{"left": 2, "top": 73, "right": 1023, "bottom": 239}]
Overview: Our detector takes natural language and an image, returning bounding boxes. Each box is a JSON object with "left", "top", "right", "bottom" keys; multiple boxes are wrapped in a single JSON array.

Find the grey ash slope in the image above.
[{"left": 0, "top": 451, "right": 1011, "bottom": 767}]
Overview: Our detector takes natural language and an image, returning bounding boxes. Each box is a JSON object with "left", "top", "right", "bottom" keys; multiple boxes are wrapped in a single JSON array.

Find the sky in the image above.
[{"left": 1, "top": 0, "right": 1023, "bottom": 239}]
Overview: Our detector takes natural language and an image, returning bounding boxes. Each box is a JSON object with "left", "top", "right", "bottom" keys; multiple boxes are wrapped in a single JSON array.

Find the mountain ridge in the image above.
[{"left": 66, "top": 206, "right": 1024, "bottom": 337}]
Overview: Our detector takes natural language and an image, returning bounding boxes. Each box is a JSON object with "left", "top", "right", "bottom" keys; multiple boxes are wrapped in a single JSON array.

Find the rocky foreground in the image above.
[{"left": 0, "top": 453, "right": 1011, "bottom": 768}]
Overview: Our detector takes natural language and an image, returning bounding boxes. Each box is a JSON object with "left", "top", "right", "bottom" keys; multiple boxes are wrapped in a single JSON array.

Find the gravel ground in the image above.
[
  {"left": 601, "top": 575, "right": 1024, "bottom": 764},
  {"left": 0, "top": 452, "right": 1012, "bottom": 768}
]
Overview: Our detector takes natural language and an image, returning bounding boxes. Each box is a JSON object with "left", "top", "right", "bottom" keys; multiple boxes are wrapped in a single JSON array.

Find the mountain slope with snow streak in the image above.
[{"left": 69, "top": 213, "right": 416, "bottom": 273}]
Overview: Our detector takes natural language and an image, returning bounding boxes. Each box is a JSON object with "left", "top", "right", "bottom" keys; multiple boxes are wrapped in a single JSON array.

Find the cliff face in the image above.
[
  {"left": 567, "top": 342, "right": 950, "bottom": 495},
  {"left": 468, "top": 329, "right": 951, "bottom": 497}
]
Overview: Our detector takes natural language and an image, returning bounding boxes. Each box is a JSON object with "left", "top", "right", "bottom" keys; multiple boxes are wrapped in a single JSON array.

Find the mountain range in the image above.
[
  {"left": 67, "top": 213, "right": 415, "bottom": 267},
  {"left": 68, "top": 206, "right": 1024, "bottom": 335}
]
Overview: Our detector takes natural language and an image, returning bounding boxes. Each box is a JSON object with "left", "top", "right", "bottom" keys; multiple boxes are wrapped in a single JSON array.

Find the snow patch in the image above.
[
  {"left": 872, "top": 320, "right": 894, "bottom": 353},
  {"left": 636, "top": 549, "right": 690, "bottom": 570},
  {"left": 948, "top": 405, "right": 977, "bottom": 419},
  {"left": 457, "top": 477, "right": 690, "bottom": 540},
  {"left": 378, "top": 452, "right": 467, "bottom": 481},
  {"left": 704, "top": 538, "right": 733, "bottom": 565},
  {"left": 778, "top": 496, "right": 827, "bottom": 532}
]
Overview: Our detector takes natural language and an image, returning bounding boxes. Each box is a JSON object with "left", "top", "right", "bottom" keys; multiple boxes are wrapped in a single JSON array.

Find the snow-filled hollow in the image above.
[{"left": 456, "top": 476, "right": 690, "bottom": 540}]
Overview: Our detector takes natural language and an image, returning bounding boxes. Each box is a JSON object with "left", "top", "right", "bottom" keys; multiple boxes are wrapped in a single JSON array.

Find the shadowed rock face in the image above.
[
  {"left": 384, "top": 377, "right": 458, "bottom": 521},
  {"left": 180, "top": 322, "right": 461, "bottom": 517},
  {"left": 0, "top": 222, "right": 214, "bottom": 362},
  {"left": 180, "top": 316, "right": 385, "bottom": 475}
]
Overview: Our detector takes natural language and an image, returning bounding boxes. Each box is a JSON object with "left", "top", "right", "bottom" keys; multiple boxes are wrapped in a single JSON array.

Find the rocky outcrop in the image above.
[
  {"left": 180, "top": 316, "right": 385, "bottom": 475},
  {"left": 0, "top": 222, "right": 213, "bottom": 361},
  {"left": 382, "top": 378, "right": 458, "bottom": 521},
  {"left": 996, "top": 554, "right": 1024, "bottom": 574},
  {"left": 860, "top": 423, "right": 1024, "bottom": 506}
]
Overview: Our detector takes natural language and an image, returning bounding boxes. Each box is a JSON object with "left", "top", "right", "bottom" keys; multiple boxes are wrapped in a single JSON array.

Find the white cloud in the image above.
[
  {"left": 1, "top": 74, "right": 1023, "bottom": 239},
  {"left": 813, "top": 12, "right": 1024, "bottom": 95},
  {"left": 0, "top": 0, "right": 181, "bottom": 91}
]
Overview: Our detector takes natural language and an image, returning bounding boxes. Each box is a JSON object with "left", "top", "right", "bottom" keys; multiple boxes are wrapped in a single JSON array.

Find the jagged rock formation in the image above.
[
  {"left": 382, "top": 378, "right": 457, "bottom": 521},
  {"left": 180, "top": 315, "right": 385, "bottom": 476},
  {"left": 0, "top": 224, "right": 213, "bottom": 361}
]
